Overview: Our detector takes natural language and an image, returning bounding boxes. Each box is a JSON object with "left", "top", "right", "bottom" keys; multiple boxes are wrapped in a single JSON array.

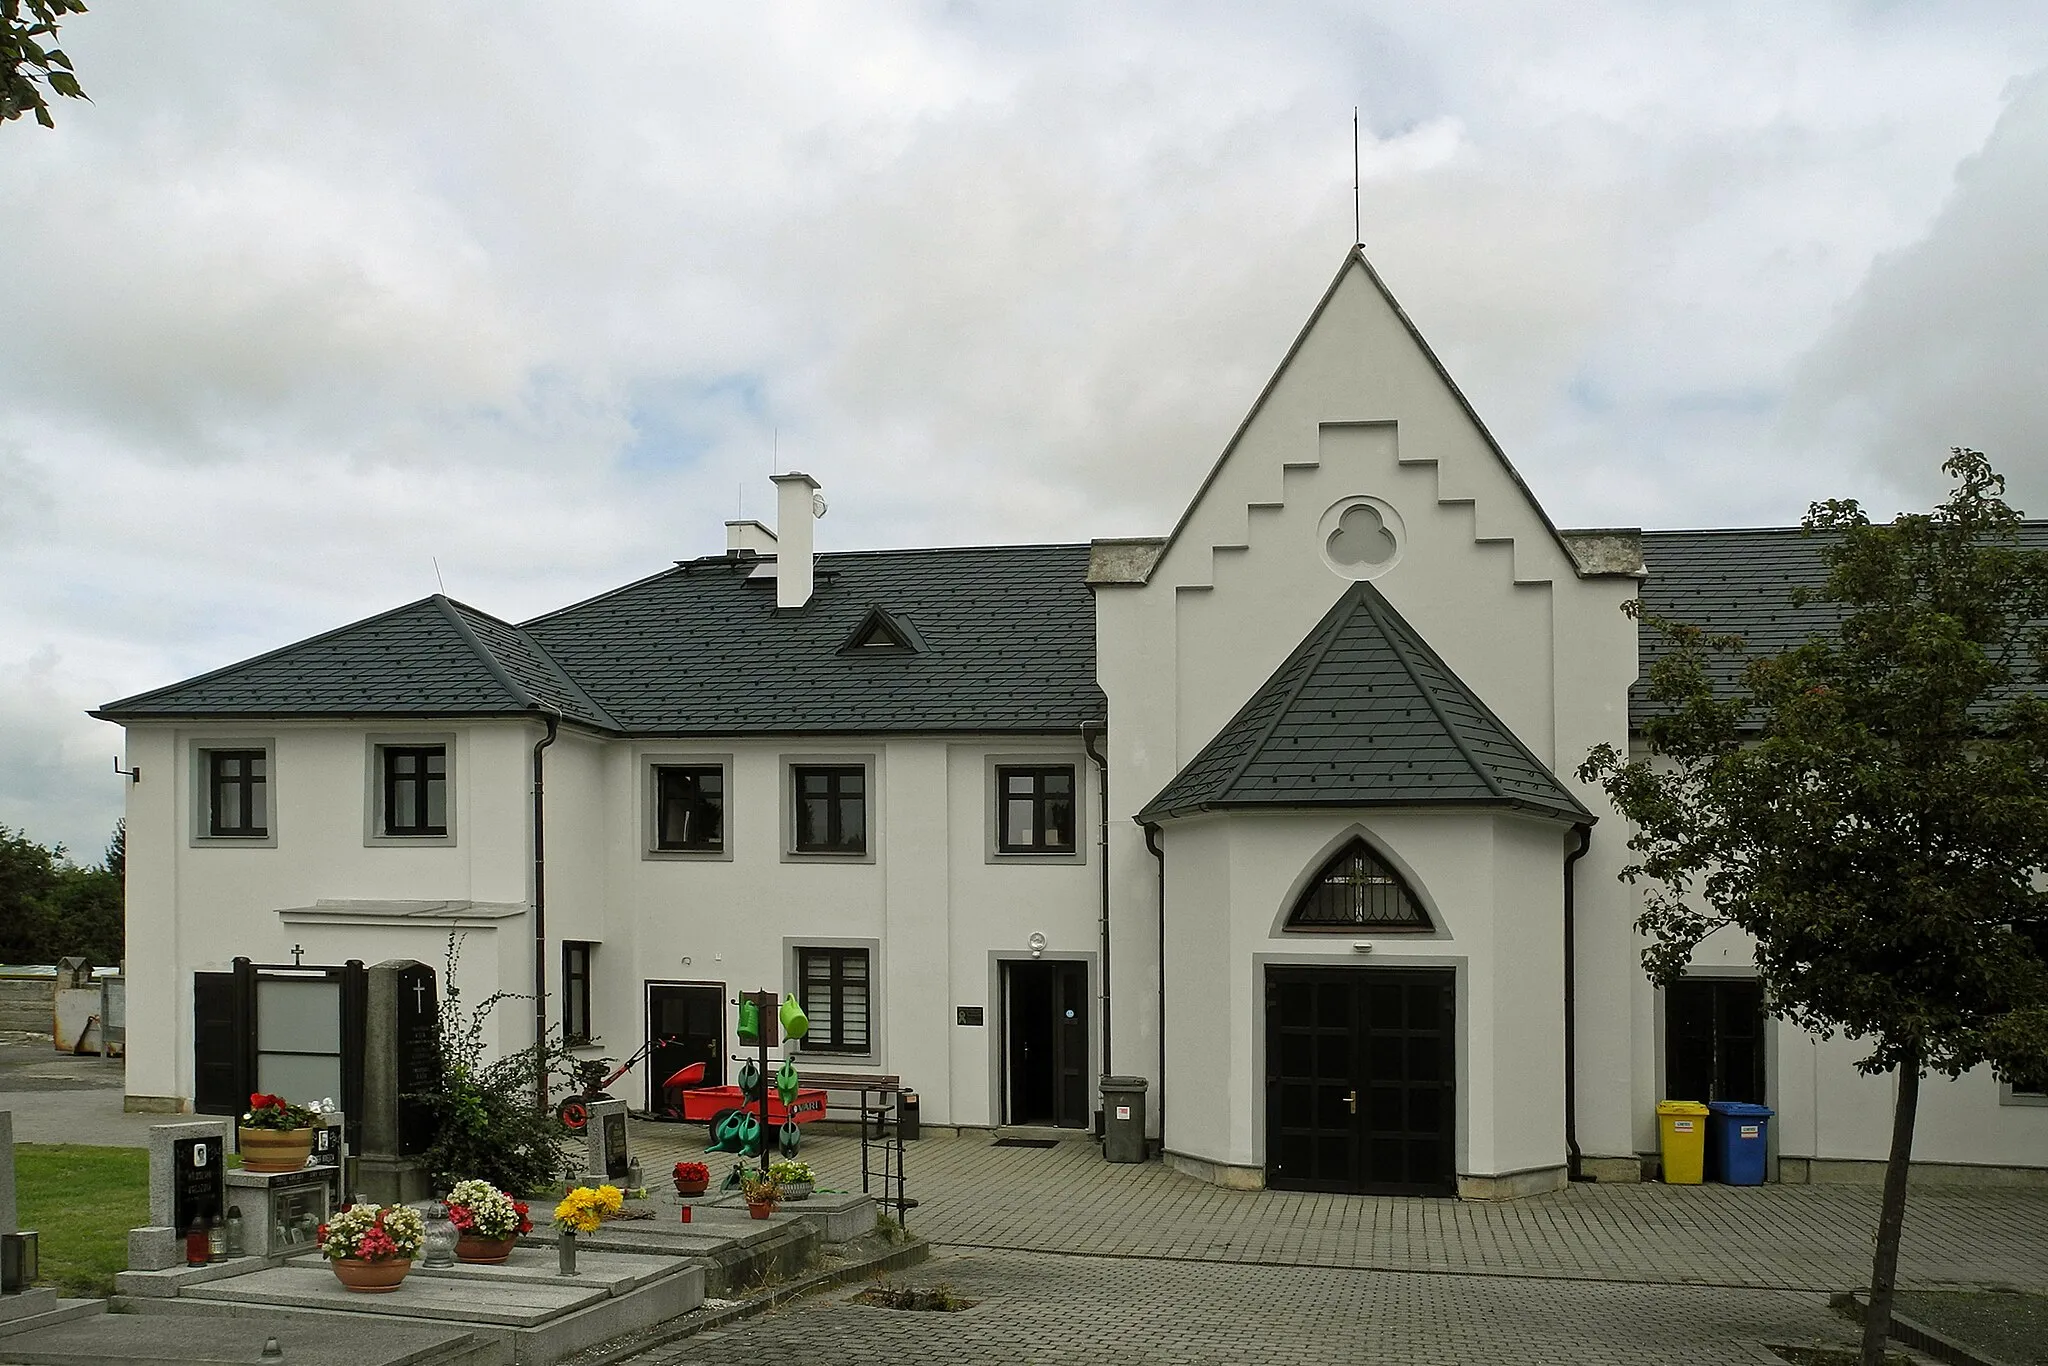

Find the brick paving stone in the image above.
[
  {"left": 625, "top": 1248, "right": 1868, "bottom": 1365},
  {"left": 629, "top": 1122, "right": 2048, "bottom": 1294}
]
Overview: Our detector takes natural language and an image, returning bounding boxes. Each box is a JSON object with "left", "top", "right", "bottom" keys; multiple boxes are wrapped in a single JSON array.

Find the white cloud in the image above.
[{"left": 3, "top": 2, "right": 2047, "bottom": 855}]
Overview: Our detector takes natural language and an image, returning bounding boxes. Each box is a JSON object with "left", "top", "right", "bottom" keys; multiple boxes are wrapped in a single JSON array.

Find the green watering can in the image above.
[
  {"left": 736, "top": 1112, "right": 762, "bottom": 1155},
  {"left": 737, "top": 995, "right": 761, "bottom": 1043},
  {"left": 776, "top": 1058, "right": 800, "bottom": 1109},
  {"left": 738, "top": 1060, "right": 762, "bottom": 1101},
  {"left": 779, "top": 1121, "right": 802, "bottom": 1158},
  {"left": 779, "top": 994, "right": 809, "bottom": 1041},
  {"left": 707, "top": 1109, "right": 746, "bottom": 1152}
]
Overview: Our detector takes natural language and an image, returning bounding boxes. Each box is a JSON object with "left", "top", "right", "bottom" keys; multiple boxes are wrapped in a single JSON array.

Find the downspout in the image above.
[
  {"left": 1144, "top": 821, "right": 1166, "bottom": 1156},
  {"left": 532, "top": 711, "right": 560, "bottom": 1110},
  {"left": 1083, "top": 726, "right": 1110, "bottom": 1091},
  {"left": 1564, "top": 822, "right": 1593, "bottom": 1181}
]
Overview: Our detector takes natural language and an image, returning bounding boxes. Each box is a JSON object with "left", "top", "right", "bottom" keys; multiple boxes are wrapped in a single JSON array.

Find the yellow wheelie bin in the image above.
[{"left": 1656, "top": 1100, "right": 1710, "bottom": 1184}]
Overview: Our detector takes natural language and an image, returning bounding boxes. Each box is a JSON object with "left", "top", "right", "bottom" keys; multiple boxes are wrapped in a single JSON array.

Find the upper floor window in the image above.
[
  {"left": 1286, "top": 838, "right": 1432, "bottom": 932},
  {"left": 997, "top": 765, "right": 1076, "bottom": 854},
  {"left": 381, "top": 746, "right": 447, "bottom": 837},
  {"left": 655, "top": 765, "right": 724, "bottom": 852},
  {"left": 793, "top": 764, "right": 866, "bottom": 855},
  {"left": 208, "top": 750, "right": 269, "bottom": 838}
]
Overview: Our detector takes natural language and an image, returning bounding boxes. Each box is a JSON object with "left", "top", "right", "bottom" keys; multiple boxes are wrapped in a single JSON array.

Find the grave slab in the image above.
[
  {"left": 0, "top": 1310, "right": 493, "bottom": 1365},
  {"left": 180, "top": 1263, "right": 613, "bottom": 1327}
]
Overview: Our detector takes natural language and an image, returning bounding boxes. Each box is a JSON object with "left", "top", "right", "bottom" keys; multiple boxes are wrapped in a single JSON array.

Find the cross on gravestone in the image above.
[{"left": 411, "top": 978, "right": 427, "bottom": 1013}]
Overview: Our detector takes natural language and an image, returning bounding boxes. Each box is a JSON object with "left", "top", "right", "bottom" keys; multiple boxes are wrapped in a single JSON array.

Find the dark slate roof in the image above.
[
  {"left": 522, "top": 544, "right": 1101, "bottom": 733},
  {"left": 1633, "top": 524, "right": 2048, "bottom": 728},
  {"left": 94, "top": 596, "right": 613, "bottom": 725},
  {"left": 98, "top": 545, "right": 1102, "bottom": 735},
  {"left": 1139, "top": 580, "right": 1592, "bottom": 824}
]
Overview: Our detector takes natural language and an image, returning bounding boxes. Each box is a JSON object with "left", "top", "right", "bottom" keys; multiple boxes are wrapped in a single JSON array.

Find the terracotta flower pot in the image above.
[
  {"left": 673, "top": 1177, "right": 709, "bottom": 1197},
  {"left": 455, "top": 1233, "right": 518, "bottom": 1264},
  {"left": 331, "top": 1256, "right": 411, "bottom": 1292},
  {"left": 747, "top": 1201, "right": 776, "bottom": 1220},
  {"left": 238, "top": 1126, "right": 315, "bottom": 1173}
]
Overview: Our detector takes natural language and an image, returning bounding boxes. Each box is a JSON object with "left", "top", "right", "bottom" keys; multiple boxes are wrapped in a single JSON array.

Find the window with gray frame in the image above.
[
  {"left": 793, "top": 765, "right": 866, "bottom": 854},
  {"left": 997, "top": 765, "right": 1076, "bottom": 853},
  {"left": 380, "top": 745, "right": 447, "bottom": 837},
  {"left": 797, "top": 947, "right": 869, "bottom": 1052},
  {"left": 208, "top": 750, "right": 269, "bottom": 837},
  {"left": 654, "top": 765, "right": 724, "bottom": 851},
  {"left": 563, "top": 941, "right": 594, "bottom": 1045}
]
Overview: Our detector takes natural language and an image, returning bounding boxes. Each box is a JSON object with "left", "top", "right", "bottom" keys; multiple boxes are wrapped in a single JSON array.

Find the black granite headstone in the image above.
[
  {"left": 172, "top": 1135, "right": 223, "bottom": 1231},
  {"left": 602, "top": 1111, "right": 629, "bottom": 1179},
  {"left": 394, "top": 963, "right": 439, "bottom": 1157}
]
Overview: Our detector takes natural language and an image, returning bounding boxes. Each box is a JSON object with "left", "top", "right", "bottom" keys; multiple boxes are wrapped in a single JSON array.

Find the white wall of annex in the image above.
[{"left": 121, "top": 717, "right": 538, "bottom": 1109}]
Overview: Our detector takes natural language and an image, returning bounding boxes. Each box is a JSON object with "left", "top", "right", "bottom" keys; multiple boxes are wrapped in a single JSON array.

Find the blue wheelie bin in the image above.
[{"left": 1706, "top": 1101, "right": 1773, "bottom": 1185}]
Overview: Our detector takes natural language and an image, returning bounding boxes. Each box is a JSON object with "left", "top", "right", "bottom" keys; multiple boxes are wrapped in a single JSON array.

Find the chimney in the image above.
[
  {"left": 770, "top": 471, "right": 821, "bottom": 609},
  {"left": 724, "top": 519, "right": 778, "bottom": 558}
]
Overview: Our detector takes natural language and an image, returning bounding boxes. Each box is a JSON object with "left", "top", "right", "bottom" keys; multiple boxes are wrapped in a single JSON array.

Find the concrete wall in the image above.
[{"left": 0, "top": 976, "right": 52, "bottom": 1033}]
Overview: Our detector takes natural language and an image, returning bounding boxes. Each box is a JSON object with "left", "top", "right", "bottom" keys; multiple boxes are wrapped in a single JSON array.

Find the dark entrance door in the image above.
[
  {"left": 1004, "top": 961, "right": 1088, "bottom": 1128},
  {"left": 1664, "top": 978, "right": 1765, "bottom": 1104},
  {"left": 1265, "top": 966, "right": 1455, "bottom": 1196},
  {"left": 645, "top": 982, "right": 724, "bottom": 1117}
]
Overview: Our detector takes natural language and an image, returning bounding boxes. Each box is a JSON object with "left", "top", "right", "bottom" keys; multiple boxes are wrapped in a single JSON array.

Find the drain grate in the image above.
[{"left": 992, "top": 1138, "right": 1059, "bottom": 1149}]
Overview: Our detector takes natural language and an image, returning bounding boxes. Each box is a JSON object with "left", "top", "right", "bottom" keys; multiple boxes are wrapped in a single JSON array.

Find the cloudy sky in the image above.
[{"left": 5, "top": 1, "right": 2047, "bottom": 860}]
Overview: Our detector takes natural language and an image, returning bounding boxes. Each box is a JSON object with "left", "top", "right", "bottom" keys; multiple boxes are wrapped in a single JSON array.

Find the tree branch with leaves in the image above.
[
  {"left": 1581, "top": 448, "right": 2048, "bottom": 1366},
  {"left": 2, "top": 0, "right": 88, "bottom": 128}
]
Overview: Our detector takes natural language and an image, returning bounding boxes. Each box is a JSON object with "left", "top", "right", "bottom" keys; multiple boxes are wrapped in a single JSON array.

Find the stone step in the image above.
[
  {"left": 0, "top": 1295, "right": 104, "bottom": 1339},
  {"left": 180, "top": 1263, "right": 617, "bottom": 1327}
]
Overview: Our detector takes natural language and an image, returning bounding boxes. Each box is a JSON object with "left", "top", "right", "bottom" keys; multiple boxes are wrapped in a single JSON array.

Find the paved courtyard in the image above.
[
  {"left": 627, "top": 1249, "right": 1869, "bottom": 1365},
  {"left": 629, "top": 1122, "right": 2048, "bottom": 1294}
]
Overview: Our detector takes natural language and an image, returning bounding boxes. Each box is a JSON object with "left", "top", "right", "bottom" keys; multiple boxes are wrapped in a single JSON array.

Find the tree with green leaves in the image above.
[
  {"left": 1581, "top": 448, "right": 2048, "bottom": 1366},
  {"left": 2, "top": 0, "right": 88, "bottom": 128},
  {"left": 0, "top": 822, "right": 122, "bottom": 966}
]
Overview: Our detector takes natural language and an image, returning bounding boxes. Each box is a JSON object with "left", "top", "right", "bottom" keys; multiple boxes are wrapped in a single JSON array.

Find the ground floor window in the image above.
[
  {"left": 1663, "top": 977, "right": 1764, "bottom": 1104},
  {"left": 564, "top": 941, "right": 594, "bottom": 1044},
  {"left": 797, "top": 947, "right": 869, "bottom": 1052}
]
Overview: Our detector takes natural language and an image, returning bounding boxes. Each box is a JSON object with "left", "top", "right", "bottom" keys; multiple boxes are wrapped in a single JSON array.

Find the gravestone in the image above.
[
  {"left": 581, "top": 1099, "right": 629, "bottom": 1184},
  {"left": 0, "top": 1112, "right": 14, "bottom": 1244},
  {"left": 356, "top": 960, "right": 439, "bottom": 1204},
  {"left": 132, "top": 1118, "right": 227, "bottom": 1272}
]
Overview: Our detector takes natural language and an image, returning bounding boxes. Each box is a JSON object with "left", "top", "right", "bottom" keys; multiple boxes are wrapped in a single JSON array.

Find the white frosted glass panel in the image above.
[
  {"left": 257, "top": 979, "right": 340, "bottom": 1053},
  {"left": 256, "top": 1053, "right": 341, "bottom": 1108}
]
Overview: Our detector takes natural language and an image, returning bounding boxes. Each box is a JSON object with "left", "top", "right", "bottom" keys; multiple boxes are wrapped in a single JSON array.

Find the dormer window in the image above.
[
  {"left": 1286, "top": 839, "right": 1431, "bottom": 931},
  {"left": 838, "top": 606, "right": 923, "bottom": 655}
]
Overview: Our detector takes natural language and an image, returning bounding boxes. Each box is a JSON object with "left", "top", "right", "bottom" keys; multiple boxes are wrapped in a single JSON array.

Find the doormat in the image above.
[{"left": 992, "top": 1138, "right": 1059, "bottom": 1149}]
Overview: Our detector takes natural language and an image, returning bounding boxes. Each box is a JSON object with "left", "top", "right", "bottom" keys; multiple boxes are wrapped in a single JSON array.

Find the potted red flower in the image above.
[
  {"left": 444, "top": 1179, "right": 533, "bottom": 1263},
  {"left": 238, "top": 1093, "right": 321, "bottom": 1173},
  {"left": 672, "top": 1161, "right": 710, "bottom": 1197},
  {"left": 318, "top": 1204, "right": 424, "bottom": 1292}
]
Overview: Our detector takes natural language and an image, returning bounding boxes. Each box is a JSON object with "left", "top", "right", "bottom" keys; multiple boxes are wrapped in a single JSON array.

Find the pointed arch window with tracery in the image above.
[{"left": 1286, "top": 838, "right": 1433, "bottom": 932}]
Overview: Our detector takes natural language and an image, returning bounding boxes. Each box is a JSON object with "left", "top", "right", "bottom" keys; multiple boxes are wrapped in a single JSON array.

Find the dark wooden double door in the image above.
[
  {"left": 1005, "top": 961, "right": 1089, "bottom": 1128},
  {"left": 1266, "top": 967, "right": 1455, "bottom": 1196}
]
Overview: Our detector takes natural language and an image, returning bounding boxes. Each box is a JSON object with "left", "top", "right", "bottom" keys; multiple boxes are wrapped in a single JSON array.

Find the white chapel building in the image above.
[{"left": 96, "top": 249, "right": 2047, "bottom": 1196}]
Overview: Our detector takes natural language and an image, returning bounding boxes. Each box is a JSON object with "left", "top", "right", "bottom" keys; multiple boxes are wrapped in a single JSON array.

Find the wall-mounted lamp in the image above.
[
  {"left": 1027, "top": 932, "right": 1047, "bottom": 959},
  {"left": 114, "top": 755, "right": 141, "bottom": 783},
  {"left": 1351, "top": 942, "right": 1374, "bottom": 955}
]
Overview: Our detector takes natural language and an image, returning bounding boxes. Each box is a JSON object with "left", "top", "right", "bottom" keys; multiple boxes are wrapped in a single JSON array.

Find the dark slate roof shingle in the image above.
[
  {"left": 1632, "top": 525, "right": 2048, "bottom": 729},
  {"left": 96, "top": 545, "right": 1103, "bottom": 735},
  {"left": 1139, "top": 580, "right": 1592, "bottom": 824},
  {"left": 522, "top": 544, "right": 1101, "bottom": 733},
  {"left": 91, "top": 596, "right": 610, "bottom": 723}
]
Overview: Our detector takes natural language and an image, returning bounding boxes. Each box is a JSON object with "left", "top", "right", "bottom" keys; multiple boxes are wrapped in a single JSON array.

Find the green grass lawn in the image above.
[{"left": 16, "top": 1144, "right": 151, "bottom": 1297}]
